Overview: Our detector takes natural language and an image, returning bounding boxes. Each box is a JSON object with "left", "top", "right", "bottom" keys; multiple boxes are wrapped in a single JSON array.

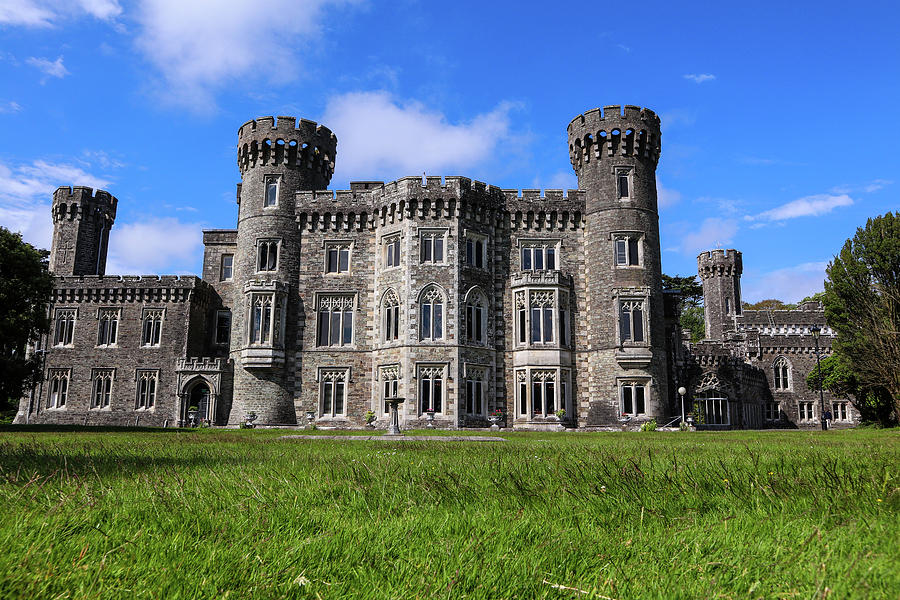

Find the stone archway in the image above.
[{"left": 177, "top": 375, "right": 219, "bottom": 426}]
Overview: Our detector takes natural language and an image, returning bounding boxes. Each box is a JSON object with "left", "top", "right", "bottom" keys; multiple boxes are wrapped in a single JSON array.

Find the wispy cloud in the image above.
[
  {"left": 26, "top": 55, "right": 69, "bottom": 80},
  {"left": 683, "top": 73, "right": 716, "bottom": 84},
  {"left": 747, "top": 194, "right": 853, "bottom": 222},
  {"left": 742, "top": 261, "right": 828, "bottom": 304},
  {"left": 0, "top": 101, "right": 23, "bottom": 113},
  {"left": 668, "top": 217, "right": 739, "bottom": 255},
  {"left": 831, "top": 179, "right": 893, "bottom": 194},
  {"left": 106, "top": 217, "right": 203, "bottom": 275},
  {"left": 0, "top": 0, "right": 120, "bottom": 27}
]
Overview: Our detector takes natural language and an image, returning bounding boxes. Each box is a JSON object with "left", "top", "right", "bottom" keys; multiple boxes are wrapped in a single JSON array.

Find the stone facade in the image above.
[{"left": 15, "top": 106, "right": 856, "bottom": 431}]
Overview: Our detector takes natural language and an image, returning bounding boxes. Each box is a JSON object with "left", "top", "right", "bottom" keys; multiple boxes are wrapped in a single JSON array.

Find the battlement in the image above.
[
  {"left": 568, "top": 105, "right": 661, "bottom": 170},
  {"left": 237, "top": 115, "right": 337, "bottom": 180},
  {"left": 697, "top": 248, "right": 743, "bottom": 278},
  {"left": 51, "top": 186, "right": 117, "bottom": 222}
]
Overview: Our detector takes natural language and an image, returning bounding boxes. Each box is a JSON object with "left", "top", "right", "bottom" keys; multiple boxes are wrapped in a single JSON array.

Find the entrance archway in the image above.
[{"left": 188, "top": 381, "right": 212, "bottom": 424}]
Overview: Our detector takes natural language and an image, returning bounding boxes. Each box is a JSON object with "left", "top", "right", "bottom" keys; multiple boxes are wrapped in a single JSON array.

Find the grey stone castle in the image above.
[{"left": 15, "top": 105, "right": 857, "bottom": 430}]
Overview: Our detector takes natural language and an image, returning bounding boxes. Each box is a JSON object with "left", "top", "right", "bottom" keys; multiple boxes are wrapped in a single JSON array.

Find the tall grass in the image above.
[{"left": 0, "top": 428, "right": 896, "bottom": 599}]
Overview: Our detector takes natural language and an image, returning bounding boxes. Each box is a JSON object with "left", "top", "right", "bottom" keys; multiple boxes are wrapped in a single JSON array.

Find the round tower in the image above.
[
  {"left": 49, "top": 186, "right": 117, "bottom": 276},
  {"left": 229, "top": 116, "right": 337, "bottom": 425},
  {"left": 697, "top": 248, "right": 743, "bottom": 340},
  {"left": 567, "top": 105, "right": 668, "bottom": 424}
]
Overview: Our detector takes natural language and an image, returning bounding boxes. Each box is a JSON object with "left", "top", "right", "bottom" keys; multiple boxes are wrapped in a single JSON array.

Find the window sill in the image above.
[{"left": 241, "top": 346, "right": 285, "bottom": 368}]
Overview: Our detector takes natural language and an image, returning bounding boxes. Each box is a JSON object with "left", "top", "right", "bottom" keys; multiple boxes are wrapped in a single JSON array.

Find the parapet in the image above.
[
  {"left": 567, "top": 105, "right": 661, "bottom": 170},
  {"left": 51, "top": 186, "right": 117, "bottom": 222},
  {"left": 697, "top": 248, "right": 743, "bottom": 278},
  {"left": 237, "top": 116, "right": 337, "bottom": 182}
]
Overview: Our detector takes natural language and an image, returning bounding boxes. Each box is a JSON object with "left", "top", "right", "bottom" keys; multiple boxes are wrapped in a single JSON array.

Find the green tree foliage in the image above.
[
  {"left": 805, "top": 353, "right": 895, "bottom": 425},
  {"left": 741, "top": 298, "right": 798, "bottom": 311},
  {"left": 0, "top": 227, "right": 54, "bottom": 409},
  {"left": 824, "top": 212, "right": 900, "bottom": 424},
  {"left": 662, "top": 274, "right": 705, "bottom": 342}
]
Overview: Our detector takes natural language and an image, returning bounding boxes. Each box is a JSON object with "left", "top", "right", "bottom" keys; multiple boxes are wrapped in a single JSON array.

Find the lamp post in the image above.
[
  {"left": 678, "top": 386, "right": 687, "bottom": 425},
  {"left": 810, "top": 325, "right": 827, "bottom": 431}
]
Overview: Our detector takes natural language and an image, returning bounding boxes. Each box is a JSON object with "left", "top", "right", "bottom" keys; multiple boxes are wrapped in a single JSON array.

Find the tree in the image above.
[
  {"left": 741, "top": 298, "right": 798, "bottom": 311},
  {"left": 805, "top": 353, "right": 895, "bottom": 425},
  {"left": 823, "top": 212, "right": 900, "bottom": 424},
  {"left": 0, "top": 227, "right": 54, "bottom": 410},
  {"left": 662, "top": 274, "right": 705, "bottom": 342}
]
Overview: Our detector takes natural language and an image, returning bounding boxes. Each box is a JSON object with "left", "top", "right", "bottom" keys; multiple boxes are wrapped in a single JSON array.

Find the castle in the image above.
[{"left": 15, "top": 105, "right": 858, "bottom": 430}]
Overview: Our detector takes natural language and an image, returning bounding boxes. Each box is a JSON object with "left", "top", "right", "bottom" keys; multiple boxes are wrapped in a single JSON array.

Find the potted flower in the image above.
[
  {"left": 424, "top": 410, "right": 436, "bottom": 428},
  {"left": 243, "top": 411, "right": 258, "bottom": 429},
  {"left": 187, "top": 405, "right": 199, "bottom": 428},
  {"left": 555, "top": 408, "right": 566, "bottom": 421},
  {"left": 365, "top": 410, "right": 377, "bottom": 428},
  {"left": 488, "top": 409, "right": 503, "bottom": 430}
]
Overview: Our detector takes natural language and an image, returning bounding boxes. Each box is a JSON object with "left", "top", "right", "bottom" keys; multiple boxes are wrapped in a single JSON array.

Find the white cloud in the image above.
[
  {"left": 106, "top": 218, "right": 202, "bottom": 275},
  {"left": 831, "top": 179, "right": 893, "bottom": 194},
  {"left": 26, "top": 55, "right": 69, "bottom": 80},
  {"left": 683, "top": 73, "right": 716, "bottom": 84},
  {"left": 742, "top": 262, "right": 828, "bottom": 304},
  {"left": 675, "top": 217, "right": 738, "bottom": 255},
  {"left": 322, "top": 91, "right": 519, "bottom": 180},
  {"left": 134, "top": 0, "right": 359, "bottom": 107},
  {"left": 0, "top": 101, "right": 23, "bottom": 113},
  {"left": 656, "top": 177, "right": 682, "bottom": 209},
  {"left": 748, "top": 194, "right": 853, "bottom": 222},
  {"left": 0, "top": 1, "right": 120, "bottom": 26}
]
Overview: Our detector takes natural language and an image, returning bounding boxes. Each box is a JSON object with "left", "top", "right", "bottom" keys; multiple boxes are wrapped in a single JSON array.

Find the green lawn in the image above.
[{"left": 0, "top": 427, "right": 896, "bottom": 599}]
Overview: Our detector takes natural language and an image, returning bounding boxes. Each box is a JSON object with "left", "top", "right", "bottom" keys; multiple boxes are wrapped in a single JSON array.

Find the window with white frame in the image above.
[
  {"left": 419, "top": 230, "right": 446, "bottom": 264},
  {"left": 256, "top": 239, "right": 279, "bottom": 272},
  {"left": 618, "top": 299, "right": 645, "bottom": 343},
  {"left": 520, "top": 240, "right": 558, "bottom": 271},
  {"left": 773, "top": 357, "right": 791, "bottom": 390},
  {"left": 798, "top": 401, "right": 815, "bottom": 422},
  {"left": 764, "top": 401, "right": 781, "bottom": 421},
  {"left": 465, "top": 367, "right": 486, "bottom": 416},
  {"left": 465, "top": 235, "right": 486, "bottom": 269},
  {"left": 530, "top": 370, "right": 557, "bottom": 417},
  {"left": 832, "top": 402, "right": 849, "bottom": 421},
  {"left": 97, "top": 308, "right": 119, "bottom": 347},
  {"left": 90, "top": 368, "right": 114, "bottom": 409},
  {"left": 382, "top": 289, "right": 400, "bottom": 342},
  {"left": 317, "top": 295, "right": 354, "bottom": 347},
  {"left": 516, "top": 370, "right": 528, "bottom": 415},
  {"left": 515, "top": 291, "right": 527, "bottom": 345},
  {"left": 620, "top": 381, "right": 647, "bottom": 416},
  {"left": 141, "top": 309, "right": 164, "bottom": 347},
  {"left": 47, "top": 369, "right": 69, "bottom": 409},
  {"left": 614, "top": 235, "right": 641, "bottom": 267},
  {"left": 559, "top": 292, "right": 570, "bottom": 347},
  {"left": 135, "top": 370, "right": 158, "bottom": 410},
  {"left": 220, "top": 254, "right": 233, "bottom": 281},
  {"left": 384, "top": 234, "right": 401, "bottom": 268},
  {"left": 418, "top": 365, "right": 444, "bottom": 414},
  {"left": 248, "top": 293, "right": 284, "bottom": 346},
  {"left": 215, "top": 310, "right": 231, "bottom": 345},
  {"left": 53, "top": 308, "right": 76, "bottom": 346},
  {"left": 419, "top": 287, "right": 444, "bottom": 341},
  {"left": 264, "top": 177, "right": 279, "bottom": 207},
  {"left": 615, "top": 166, "right": 632, "bottom": 199},
  {"left": 325, "top": 242, "right": 351, "bottom": 274},
  {"left": 319, "top": 369, "right": 347, "bottom": 417},
  {"left": 465, "top": 289, "right": 486, "bottom": 344},
  {"left": 380, "top": 365, "right": 400, "bottom": 414},
  {"left": 530, "top": 291, "right": 554, "bottom": 344}
]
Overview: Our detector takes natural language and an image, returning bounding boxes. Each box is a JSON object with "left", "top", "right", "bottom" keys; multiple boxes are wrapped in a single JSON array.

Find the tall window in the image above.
[
  {"left": 616, "top": 167, "right": 631, "bottom": 199},
  {"left": 136, "top": 370, "right": 158, "bottom": 409},
  {"left": 773, "top": 357, "right": 791, "bottom": 390},
  {"left": 215, "top": 310, "right": 231, "bottom": 345},
  {"left": 798, "top": 401, "right": 815, "bottom": 422},
  {"left": 465, "top": 368, "right": 485, "bottom": 416},
  {"left": 249, "top": 294, "right": 284, "bottom": 345},
  {"left": 382, "top": 290, "right": 400, "bottom": 342},
  {"left": 530, "top": 370, "right": 556, "bottom": 417},
  {"left": 516, "top": 292, "right": 527, "bottom": 345},
  {"left": 619, "top": 300, "right": 645, "bottom": 343},
  {"left": 764, "top": 402, "right": 781, "bottom": 421},
  {"left": 381, "top": 366, "right": 400, "bottom": 414},
  {"left": 517, "top": 370, "right": 528, "bottom": 415},
  {"left": 614, "top": 236, "right": 640, "bottom": 266},
  {"left": 317, "top": 295, "right": 354, "bottom": 347},
  {"left": 53, "top": 309, "right": 76, "bottom": 346},
  {"left": 465, "top": 290, "right": 486, "bottom": 344},
  {"left": 220, "top": 254, "right": 233, "bottom": 281},
  {"left": 264, "top": 178, "right": 278, "bottom": 207},
  {"left": 620, "top": 381, "right": 646, "bottom": 416},
  {"left": 465, "top": 236, "right": 486, "bottom": 269},
  {"left": 90, "top": 369, "right": 114, "bottom": 409},
  {"left": 320, "top": 369, "right": 347, "bottom": 417},
  {"left": 47, "top": 369, "right": 69, "bottom": 408},
  {"left": 384, "top": 235, "right": 401, "bottom": 268},
  {"left": 832, "top": 402, "right": 849, "bottom": 421},
  {"left": 419, "top": 366, "right": 444, "bottom": 413},
  {"left": 419, "top": 287, "right": 444, "bottom": 341},
  {"left": 419, "top": 230, "right": 445, "bottom": 264},
  {"left": 257, "top": 240, "right": 279, "bottom": 272},
  {"left": 559, "top": 293, "right": 570, "bottom": 347},
  {"left": 97, "top": 309, "right": 119, "bottom": 346},
  {"left": 520, "top": 242, "right": 557, "bottom": 271},
  {"left": 325, "top": 242, "right": 351, "bottom": 273},
  {"left": 530, "top": 291, "right": 554, "bottom": 344},
  {"left": 141, "top": 309, "right": 163, "bottom": 347}
]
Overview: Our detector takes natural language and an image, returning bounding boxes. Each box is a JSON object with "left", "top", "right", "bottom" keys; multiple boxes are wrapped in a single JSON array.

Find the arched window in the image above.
[
  {"left": 465, "top": 289, "right": 487, "bottom": 344},
  {"left": 419, "top": 286, "right": 444, "bottom": 341},
  {"left": 773, "top": 357, "right": 791, "bottom": 390},
  {"left": 382, "top": 289, "right": 400, "bottom": 342}
]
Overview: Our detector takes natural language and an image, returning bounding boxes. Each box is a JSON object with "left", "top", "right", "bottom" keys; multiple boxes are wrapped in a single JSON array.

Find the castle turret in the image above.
[
  {"left": 229, "top": 116, "right": 337, "bottom": 425},
  {"left": 49, "top": 186, "right": 117, "bottom": 276},
  {"left": 697, "top": 248, "right": 743, "bottom": 340},
  {"left": 567, "top": 106, "right": 669, "bottom": 423}
]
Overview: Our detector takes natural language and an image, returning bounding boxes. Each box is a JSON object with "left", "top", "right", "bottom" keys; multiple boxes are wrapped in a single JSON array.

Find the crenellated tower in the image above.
[
  {"left": 49, "top": 186, "right": 117, "bottom": 276},
  {"left": 229, "top": 116, "right": 337, "bottom": 425},
  {"left": 567, "top": 105, "right": 669, "bottom": 423},
  {"left": 697, "top": 249, "right": 743, "bottom": 340}
]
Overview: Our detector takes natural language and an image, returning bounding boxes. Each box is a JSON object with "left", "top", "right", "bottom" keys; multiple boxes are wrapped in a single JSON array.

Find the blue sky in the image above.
[{"left": 1, "top": 0, "right": 897, "bottom": 302}]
